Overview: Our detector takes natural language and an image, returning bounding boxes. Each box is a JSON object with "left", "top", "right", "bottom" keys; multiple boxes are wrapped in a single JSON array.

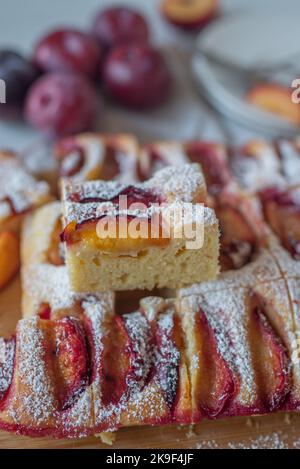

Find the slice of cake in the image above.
[
  {"left": 139, "top": 139, "right": 233, "bottom": 196},
  {"left": 0, "top": 151, "right": 51, "bottom": 233},
  {"left": 55, "top": 133, "right": 139, "bottom": 184},
  {"left": 0, "top": 286, "right": 296, "bottom": 440},
  {"left": 21, "top": 201, "right": 114, "bottom": 320},
  {"left": 0, "top": 151, "right": 51, "bottom": 290},
  {"left": 61, "top": 164, "right": 219, "bottom": 292}
]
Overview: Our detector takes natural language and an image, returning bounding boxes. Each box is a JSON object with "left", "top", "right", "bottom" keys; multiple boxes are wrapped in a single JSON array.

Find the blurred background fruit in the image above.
[
  {"left": 103, "top": 43, "right": 172, "bottom": 109},
  {"left": 0, "top": 50, "right": 39, "bottom": 120},
  {"left": 160, "top": 0, "right": 219, "bottom": 30},
  {"left": 91, "top": 6, "right": 149, "bottom": 50},
  {"left": 247, "top": 83, "right": 300, "bottom": 127},
  {"left": 33, "top": 28, "right": 103, "bottom": 78},
  {"left": 25, "top": 71, "right": 99, "bottom": 136}
]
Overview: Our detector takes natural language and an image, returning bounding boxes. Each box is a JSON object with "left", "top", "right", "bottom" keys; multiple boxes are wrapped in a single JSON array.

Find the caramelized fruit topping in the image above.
[
  {"left": 100, "top": 316, "right": 131, "bottom": 406},
  {"left": 248, "top": 302, "right": 290, "bottom": 411},
  {"left": 185, "top": 141, "right": 231, "bottom": 194},
  {"left": 216, "top": 205, "right": 256, "bottom": 270},
  {"left": 194, "top": 310, "right": 234, "bottom": 417},
  {"left": 261, "top": 187, "right": 300, "bottom": 259},
  {"left": 52, "top": 317, "right": 90, "bottom": 411}
]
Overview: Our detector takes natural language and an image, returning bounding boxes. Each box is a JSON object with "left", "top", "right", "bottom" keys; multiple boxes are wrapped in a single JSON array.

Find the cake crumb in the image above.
[
  {"left": 96, "top": 432, "right": 116, "bottom": 445},
  {"left": 186, "top": 425, "right": 196, "bottom": 439},
  {"left": 284, "top": 413, "right": 292, "bottom": 425},
  {"left": 246, "top": 418, "right": 253, "bottom": 428}
]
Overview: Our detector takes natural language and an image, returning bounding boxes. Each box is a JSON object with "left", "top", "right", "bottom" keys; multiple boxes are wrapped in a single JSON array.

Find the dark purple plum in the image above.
[
  {"left": 0, "top": 50, "right": 39, "bottom": 120},
  {"left": 103, "top": 44, "right": 172, "bottom": 109},
  {"left": 91, "top": 6, "right": 149, "bottom": 50}
]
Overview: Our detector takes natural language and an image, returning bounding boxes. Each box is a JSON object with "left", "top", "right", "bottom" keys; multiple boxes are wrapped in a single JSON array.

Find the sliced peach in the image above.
[
  {"left": 247, "top": 84, "right": 300, "bottom": 126},
  {"left": 193, "top": 310, "right": 234, "bottom": 418},
  {"left": 0, "top": 337, "right": 15, "bottom": 405},
  {"left": 161, "top": 0, "right": 219, "bottom": 30},
  {"left": 52, "top": 317, "right": 90, "bottom": 411},
  {"left": 215, "top": 204, "right": 256, "bottom": 270},
  {"left": 248, "top": 305, "right": 290, "bottom": 411},
  {"left": 0, "top": 231, "right": 20, "bottom": 290}
]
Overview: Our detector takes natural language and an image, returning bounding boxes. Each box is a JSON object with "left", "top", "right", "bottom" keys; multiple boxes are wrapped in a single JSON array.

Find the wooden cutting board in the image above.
[{"left": 0, "top": 277, "right": 299, "bottom": 449}]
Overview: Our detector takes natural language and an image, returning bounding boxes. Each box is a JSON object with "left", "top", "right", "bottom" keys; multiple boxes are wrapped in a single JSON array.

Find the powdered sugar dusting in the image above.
[
  {"left": 82, "top": 295, "right": 120, "bottom": 429},
  {"left": 72, "top": 138, "right": 105, "bottom": 181},
  {"left": 141, "top": 141, "right": 188, "bottom": 177},
  {"left": 155, "top": 310, "right": 180, "bottom": 407},
  {"left": 24, "top": 264, "right": 76, "bottom": 311},
  {"left": 60, "top": 388, "right": 93, "bottom": 436},
  {"left": 185, "top": 292, "right": 257, "bottom": 407},
  {"left": 195, "top": 431, "right": 291, "bottom": 449},
  {"left": 62, "top": 164, "right": 207, "bottom": 226},
  {"left": 144, "top": 163, "right": 206, "bottom": 203},
  {"left": 0, "top": 155, "right": 49, "bottom": 218},
  {"left": 0, "top": 338, "right": 15, "bottom": 398},
  {"left": 8, "top": 318, "right": 56, "bottom": 425},
  {"left": 231, "top": 141, "right": 284, "bottom": 192},
  {"left": 123, "top": 312, "right": 153, "bottom": 390},
  {"left": 277, "top": 139, "right": 300, "bottom": 186}
]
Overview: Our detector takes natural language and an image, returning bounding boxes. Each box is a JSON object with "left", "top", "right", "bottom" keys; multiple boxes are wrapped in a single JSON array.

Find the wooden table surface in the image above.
[{"left": 0, "top": 276, "right": 299, "bottom": 449}]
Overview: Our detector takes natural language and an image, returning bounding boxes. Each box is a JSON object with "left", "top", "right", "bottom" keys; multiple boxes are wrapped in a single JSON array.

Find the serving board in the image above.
[{"left": 0, "top": 277, "right": 300, "bottom": 449}]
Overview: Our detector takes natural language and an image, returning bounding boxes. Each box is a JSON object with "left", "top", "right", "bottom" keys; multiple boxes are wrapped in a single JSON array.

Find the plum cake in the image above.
[
  {"left": 0, "top": 151, "right": 51, "bottom": 290},
  {"left": 55, "top": 133, "right": 139, "bottom": 184},
  {"left": 61, "top": 164, "right": 220, "bottom": 292},
  {"left": 21, "top": 201, "right": 114, "bottom": 320},
  {"left": 0, "top": 289, "right": 297, "bottom": 438},
  {"left": 2, "top": 132, "right": 300, "bottom": 444}
]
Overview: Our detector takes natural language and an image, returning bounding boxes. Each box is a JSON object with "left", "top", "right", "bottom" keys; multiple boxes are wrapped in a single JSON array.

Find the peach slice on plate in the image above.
[
  {"left": 0, "top": 231, "right": 20, "bottom": 291},
  {"left": 247, "top": 83, "right": 300, "bottom": 127},
  {"left": 161, "top": 0, "right": 219, "bottom": 30}
]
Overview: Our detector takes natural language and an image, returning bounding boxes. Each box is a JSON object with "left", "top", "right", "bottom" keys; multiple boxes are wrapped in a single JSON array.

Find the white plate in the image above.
[{"left": 192, "top": 2, "right": 300, "bottom": 137}]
